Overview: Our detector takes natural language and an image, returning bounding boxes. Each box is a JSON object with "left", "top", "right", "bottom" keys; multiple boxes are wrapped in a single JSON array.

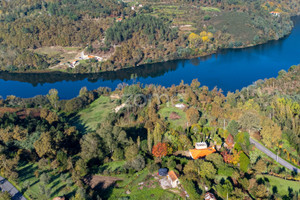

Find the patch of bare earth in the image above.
[{"left": 84, "top": 175, "right": 122, "bottom": 190}]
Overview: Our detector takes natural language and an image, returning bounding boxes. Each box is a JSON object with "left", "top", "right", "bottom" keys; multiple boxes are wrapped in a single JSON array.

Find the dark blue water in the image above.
[{"left": 1, "top": 17, "right": 300, "bottom": 99}]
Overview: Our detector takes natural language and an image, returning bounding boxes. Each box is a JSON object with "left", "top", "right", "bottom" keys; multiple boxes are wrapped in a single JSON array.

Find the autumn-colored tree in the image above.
[
  {"left": 225, "top": 134, "right": 234, "bottom": 149},
  {"left": 186, "top": 107, "right": 200, "bottom": 125},
  {"left": 152, "top": 143, "right": 168, "bottom": 158}
]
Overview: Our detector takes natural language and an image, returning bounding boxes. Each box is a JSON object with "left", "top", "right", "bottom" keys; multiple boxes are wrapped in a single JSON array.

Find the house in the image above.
[
  {"left": 270, "top": 11, "right": 280, "bottom": 17},
  {"left": 88, "top": 55, "right": 95, "bottom": 59},
  {"left": 167, "top": 170, "right": 180, "bottom": 188},
  {"left": 195, "top": 142, "right": 208, "bottom": 150},
  {"left": 116, "top": 17, "right": 123, "bottom": 22},
  {"left": 138, "top": 4, "right": 143, "bottom": 7},
  {"left": 175, "top": 103, "right": 187, "bottom": 109},
  {"left": 204, "top": 192, "right": 216, "bottom": 200},
  {"left": 131, "top": 6, "right": 135, "bottom": 10},
  {"left": 189, "top": 146, "right": 216, "bottom": 159}
]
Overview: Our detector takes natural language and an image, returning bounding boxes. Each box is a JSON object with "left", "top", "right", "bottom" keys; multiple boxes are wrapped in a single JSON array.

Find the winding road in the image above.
[
  {"left": 250, "top": 138, "right": 300, "bottom": 173},
  {"left": 0, "top": 176, "right": 26, "bottom": 200}
]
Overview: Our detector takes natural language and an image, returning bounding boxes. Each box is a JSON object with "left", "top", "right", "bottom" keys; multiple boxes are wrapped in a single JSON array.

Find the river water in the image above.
[{"left": 0, "top": 17, "right": 300, "bottom": 99}]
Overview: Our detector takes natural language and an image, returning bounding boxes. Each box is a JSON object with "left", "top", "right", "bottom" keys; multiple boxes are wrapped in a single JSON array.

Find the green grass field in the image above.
[
  {"left": 16, "top": 163, "right": 77, "bottom": 200},
  {"left": 106, "top": 169, "right": 182, "bottom": 200},
  {"left": 158, "top": 105, "right": 187, "bottom": 129},
  {"left": 75, "top": 96, "right": 116, "bottom": 132},
  {"left": 201, "top": 7, "right": 221, "bottom": 12},
  {"left": 256, "top": 175, "right": 300, "bottom": 196}
]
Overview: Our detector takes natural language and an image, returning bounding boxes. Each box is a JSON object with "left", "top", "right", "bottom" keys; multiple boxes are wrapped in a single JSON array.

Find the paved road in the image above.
[
  {"left": 0, "top": 176, "right": 26, "bottom": 200},
  {"left": 250, "top": 138, "right": 300, "bottom": 173}
]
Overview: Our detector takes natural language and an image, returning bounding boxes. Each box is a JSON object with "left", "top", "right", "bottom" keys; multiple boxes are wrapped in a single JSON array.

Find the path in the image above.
[
  {"left": 250, "top": 138, "right": 300, "bottom": 173},
  {"left": 0, "top": 176, "right": 26, "bottom": 200}
]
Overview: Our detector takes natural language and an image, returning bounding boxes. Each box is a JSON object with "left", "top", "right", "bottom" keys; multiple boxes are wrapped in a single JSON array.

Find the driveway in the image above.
[
  {"left": 0, "top": 176, "right": 26, "bottom": 200},
  {"left": 250, "top": 138, "right": 300, "bottom": 173}
]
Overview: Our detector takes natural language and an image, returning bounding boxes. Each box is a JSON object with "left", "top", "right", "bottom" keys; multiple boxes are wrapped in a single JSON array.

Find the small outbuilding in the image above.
[{"left": 158, "top": 168, "right": 168, "bottom": 176}]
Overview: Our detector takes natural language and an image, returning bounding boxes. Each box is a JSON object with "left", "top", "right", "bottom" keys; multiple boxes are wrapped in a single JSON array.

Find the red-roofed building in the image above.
[
  {"left": 167, "top": 170, "right": 179, "bottom": 188},
  {"left": 189, "top": 146, "right": 216, "bottom": 159}
]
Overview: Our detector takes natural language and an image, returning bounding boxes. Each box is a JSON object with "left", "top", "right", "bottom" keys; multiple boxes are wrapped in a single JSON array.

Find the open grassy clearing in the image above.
[
  {"left": 201, "top": 6, "right": 221, "bottom": 12},
  {"left": 75, "top": 96, "right": 117, "bottom": 132},
  {"left": 212, "top": 12, "right": 256, "bottom": 42},
  {"left": 16, "top": 163, "right": 77, "bottom": 200},
  {"left": 158, "top": 105, "right": 187, "bottom": 129},
  {"left": 103, "top": 169, "right": 182, "bottom": 200},
  {"left": 32, "top": 46, "right": 82, "bottom": 63},
  {"left": 256, "top": 175, "right": 300, "bottom": 196}
]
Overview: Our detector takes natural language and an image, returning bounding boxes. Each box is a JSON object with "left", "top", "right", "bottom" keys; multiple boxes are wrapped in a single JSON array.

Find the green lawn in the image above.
[
  {"left": 75, "top": 96, "right": 117, "bottom": 132},
  {"left": 107, "top": 169, "right": 182, "bottom": 200},
  {"left": 201, "top": 7, "right": 221, "bottom": 12},
  {"left": 158, "top": 105, "right": 187, "bottom": 129},
  {"left": 256, "top": 175, "right": 300, "bottom": 196},
  {"left": 16, "top": 163, "right": 77, "bottom": 200}
]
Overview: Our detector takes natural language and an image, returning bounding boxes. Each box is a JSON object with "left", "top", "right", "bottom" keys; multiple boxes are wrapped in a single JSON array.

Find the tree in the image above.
[
  {"left": 225, "top": 134, "right": 234, "bottom": 149},
  {"left": 40, "top": 173, "right": 50, "bottom": 185},
  {"left": 186, "top": 107, "right": 200, "bottom": 125},
  {"left": 80, "top": 132, "right": 104, "bottom": 162},
  {"left": 152, "top": 143, "right": 168, "bottom": 158},
  {"left": 125, "top": 144, "right": 139, "bottom": 161},
  {"left": 196, "top": 160, "right": 216, "bottom": 179},
  {"left": 0, "top": 191, "right": 11, "bottom": 200},
  {"left": 47, "top": 89, "right": 59, "bottom": 109},
  {"left": 34, "top": 132, "right": 55, "bottom": 158},
  {"left": 227, "top": 120, "right": 239, "bottom": 137},
  {"left": 206, "top": 153, "right": 224, "bottom": 169},
  {"left": 253, "top": 159, "right": 267, "bottom": 173},
  {"left": 112, "top": 148, "right": 124, "bottom": 161},
  {"left": 239, "top": 112, "right": 261, "bottom": 134},
  {"left": 260, "top": 119, "right": 282, "bottom": 148},
  {"left": 128, "top": 155, "right": 145, "bottom": 171},
  {"left": 239, "top": 152, "right": 250, "bottom": 172}
]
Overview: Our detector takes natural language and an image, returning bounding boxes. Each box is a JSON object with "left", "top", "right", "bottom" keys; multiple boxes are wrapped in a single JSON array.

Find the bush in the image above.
[
  {"left": 204, "top": 15, "right": 211, "bottom": 21},
  {"left": 217, "top": 165, "right": 235, "bottom": 176}
]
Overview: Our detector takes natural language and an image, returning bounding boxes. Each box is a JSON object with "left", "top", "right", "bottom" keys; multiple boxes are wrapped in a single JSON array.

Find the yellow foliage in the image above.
[
  {"left": 202, "top": 36, "right": 209, "bottom": 42},
  {"left": 274, "top": 8, "right": 283, "bottom": 13},
  {"left": 200, "top": 31, "right": 207, "bottom": 37}
]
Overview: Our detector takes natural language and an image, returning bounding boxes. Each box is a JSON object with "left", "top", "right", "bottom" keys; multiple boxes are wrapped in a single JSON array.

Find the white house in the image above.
[
  {"left": 195, "top": 142, "right": 207, "bottom": 150},
  {"left": 167, "top": 170, "right": 179, "bottom": 188},
  {"left": 175, "top": 103, "right": 186, "bottom": 109}
]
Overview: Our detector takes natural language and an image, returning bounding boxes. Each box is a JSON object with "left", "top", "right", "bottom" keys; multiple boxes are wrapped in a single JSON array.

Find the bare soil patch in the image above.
[{"left": 84, "top": 175, "right": 122, "bottom": 190}]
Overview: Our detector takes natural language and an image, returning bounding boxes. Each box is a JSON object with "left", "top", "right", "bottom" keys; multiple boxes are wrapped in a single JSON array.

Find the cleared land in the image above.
[
  {"left": 75, "top": 96, "right": 117, "bottom": 132},
  {"left": 158, "top": 105, "right": 187, "bottom": 129},
  {"left": 256, "top": 175, "right": 300, "bottom": 196}
]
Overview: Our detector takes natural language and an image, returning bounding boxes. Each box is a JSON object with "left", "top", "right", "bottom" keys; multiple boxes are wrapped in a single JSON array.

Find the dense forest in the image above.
[
  {"left": 0, "top": 65, "right": 299, "bottom": 199},
  {"left": 0, "top": 0, "right": 299, "bottom": 72}
]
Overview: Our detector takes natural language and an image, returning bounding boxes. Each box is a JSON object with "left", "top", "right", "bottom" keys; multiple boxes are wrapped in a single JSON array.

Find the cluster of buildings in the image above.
[
  {"left": 270, "top": 11, "right": 281, "bottom": 17},
  {"left": 70, "top": 54, "right": 103, "bottom": 68}
]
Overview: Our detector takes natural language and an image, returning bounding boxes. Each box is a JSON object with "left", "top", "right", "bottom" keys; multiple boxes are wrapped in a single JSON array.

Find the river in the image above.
[{"left": 1, "top": 17, "right": 300, "bottom": 99}]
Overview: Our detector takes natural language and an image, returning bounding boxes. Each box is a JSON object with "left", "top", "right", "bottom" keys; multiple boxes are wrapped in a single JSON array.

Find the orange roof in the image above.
[
  {"left": 168, "top": 170, "right": 179, "bottom": 182},
  {"left": 189, "top": 147, "right": 216, "bottom": 159},
  {"left": 88, "top": 55, "right": 95, "bottom": 58}
]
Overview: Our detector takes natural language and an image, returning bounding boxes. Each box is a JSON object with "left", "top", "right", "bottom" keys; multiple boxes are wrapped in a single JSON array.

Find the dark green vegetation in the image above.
[
  {"left": 0, "top": 65, "right": 299, "bottom": 199},
  {"left": 0, "top": 0, "right": 299, "bottom": 72}
]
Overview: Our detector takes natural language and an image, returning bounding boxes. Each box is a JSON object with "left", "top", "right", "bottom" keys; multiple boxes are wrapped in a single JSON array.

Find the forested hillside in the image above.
[
  {"left": 0, "top": 0, "right": 299, "bottom": 72},
  {"left": 0, "top": 65, "right": 299, "bottom": 199}
]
